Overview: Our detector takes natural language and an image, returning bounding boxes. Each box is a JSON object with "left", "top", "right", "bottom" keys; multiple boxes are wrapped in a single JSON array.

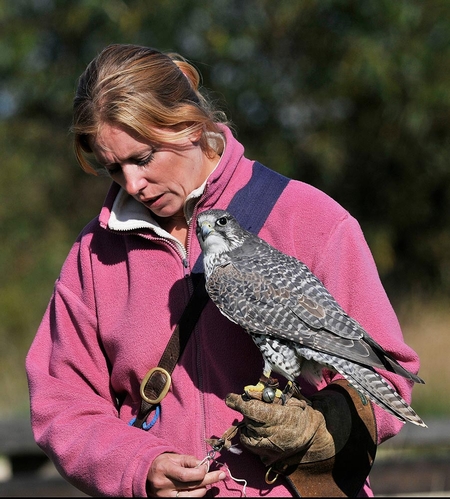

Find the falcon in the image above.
[{"left": 196, "top": 209, "right": 426, "bottom": 427}]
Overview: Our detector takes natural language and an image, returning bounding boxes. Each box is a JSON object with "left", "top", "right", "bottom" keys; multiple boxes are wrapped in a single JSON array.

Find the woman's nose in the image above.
[{"left": 123, "top": 168, "right": 147, "bottom": 196}]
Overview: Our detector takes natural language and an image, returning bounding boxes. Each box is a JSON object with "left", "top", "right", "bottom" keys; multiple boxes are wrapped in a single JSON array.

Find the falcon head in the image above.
[
  {"left": 196, "top": 210, "right": 253, "bottom": 278},
  {"left": 196, "top": 210, "right": 245, "bottom": 256}
]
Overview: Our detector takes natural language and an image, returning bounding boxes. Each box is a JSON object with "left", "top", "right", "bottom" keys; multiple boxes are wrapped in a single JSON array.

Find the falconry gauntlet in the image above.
[{"left": 226, "top": 379, "right": 377, "bottom": 497}]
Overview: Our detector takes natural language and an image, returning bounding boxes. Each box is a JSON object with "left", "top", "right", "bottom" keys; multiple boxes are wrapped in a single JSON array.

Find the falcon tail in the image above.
[
  {"left": 335, "top": 364, "right": 427, "bottom": 428},
  {"left": 364, "top": 335, "right": 425, "bottom": 385}
]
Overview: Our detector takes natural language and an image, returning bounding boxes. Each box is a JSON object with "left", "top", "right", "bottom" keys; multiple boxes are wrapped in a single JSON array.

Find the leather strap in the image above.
[{"left": 132, "top": 273, "right": 209, "bottom": 428}]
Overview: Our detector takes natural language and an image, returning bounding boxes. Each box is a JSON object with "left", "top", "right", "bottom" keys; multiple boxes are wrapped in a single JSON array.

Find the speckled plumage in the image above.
[{"left": 196, "top": 209, "right": 426, "bottom": 427}]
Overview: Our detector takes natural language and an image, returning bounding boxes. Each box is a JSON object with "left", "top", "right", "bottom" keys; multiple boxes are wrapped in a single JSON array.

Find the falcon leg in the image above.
[
  {"left": 282, "top": 380, "right": 306, "bottom": 400},
  {"left": 244, "top": 365, "right": 284, "bottom": 402}
]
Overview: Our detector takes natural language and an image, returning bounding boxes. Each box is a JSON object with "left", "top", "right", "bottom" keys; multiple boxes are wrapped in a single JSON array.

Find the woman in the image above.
[{"left": 26, "top": 44, "right": 422, "bottom": 497}]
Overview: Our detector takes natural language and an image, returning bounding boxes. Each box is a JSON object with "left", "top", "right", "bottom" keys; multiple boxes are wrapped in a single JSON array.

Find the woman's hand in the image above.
[{"left": 147, "top": 453, "right": 226, "bottom": 497}]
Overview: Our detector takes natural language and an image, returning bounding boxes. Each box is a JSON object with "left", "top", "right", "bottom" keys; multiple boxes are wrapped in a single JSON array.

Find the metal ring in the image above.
[{"left": 265, "top": 466, "right": 279, "bottom": 485}]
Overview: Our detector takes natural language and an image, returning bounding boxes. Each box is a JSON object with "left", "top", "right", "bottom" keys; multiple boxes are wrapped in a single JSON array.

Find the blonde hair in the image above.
[{"left": 71, "top": 44, "right": 228, "bottom": 174}]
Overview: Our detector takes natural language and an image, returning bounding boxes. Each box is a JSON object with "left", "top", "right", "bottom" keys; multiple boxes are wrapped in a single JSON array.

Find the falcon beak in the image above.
[{"left": 199, "top": 221, "right": 214, "bottom": 241}]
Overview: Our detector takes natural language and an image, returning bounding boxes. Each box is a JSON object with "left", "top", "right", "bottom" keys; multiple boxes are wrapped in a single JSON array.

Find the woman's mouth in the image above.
[{"left": 141, "top": 193, "right": 164, "bottom": 207}]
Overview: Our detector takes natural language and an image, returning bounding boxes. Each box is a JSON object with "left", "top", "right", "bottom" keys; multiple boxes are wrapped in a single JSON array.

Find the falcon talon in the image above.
[
  {"left": 243, "top": 381, "right": 265, "bottom": 395},
  {"left": 280, "top": 380, "right": 300, "bottom": 403},
  {"left": 243, "top": 385, "right": 285, "bottom": 403},
  {"left": 282, "top": 381, "right": 294, "bottom": 393}
]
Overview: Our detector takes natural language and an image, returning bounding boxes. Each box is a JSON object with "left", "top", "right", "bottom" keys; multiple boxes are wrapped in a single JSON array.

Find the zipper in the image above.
[
  {"left": 185, "top": 201, "right": 210, "bottom": 460},
  {"left": 118, "top": 228, "right": 189, "bottom": 270}
]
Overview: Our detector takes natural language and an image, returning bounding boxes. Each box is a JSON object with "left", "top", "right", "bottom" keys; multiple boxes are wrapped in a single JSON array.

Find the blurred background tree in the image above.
[{"left": 1, "top": 0, "right": 449, "bottom": 417}]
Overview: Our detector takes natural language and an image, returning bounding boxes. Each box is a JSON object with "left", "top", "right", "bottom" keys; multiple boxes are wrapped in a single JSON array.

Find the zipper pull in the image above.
[{"left": 182, "top": 258, "right": 189, "bottom": 277}]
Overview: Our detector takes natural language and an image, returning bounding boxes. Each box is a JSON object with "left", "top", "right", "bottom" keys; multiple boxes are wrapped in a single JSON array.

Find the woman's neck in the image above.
[{"left": 154, "top": 214, "right": 189, "bottom": 246}]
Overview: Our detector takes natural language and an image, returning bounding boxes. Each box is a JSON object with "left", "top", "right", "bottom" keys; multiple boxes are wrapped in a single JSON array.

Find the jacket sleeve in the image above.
[
  {"left": 25, "top": 237, "right": 178, "bottom": 497},
  {"left": 313, "top": 212, "right": 421, "bottom": 444}
]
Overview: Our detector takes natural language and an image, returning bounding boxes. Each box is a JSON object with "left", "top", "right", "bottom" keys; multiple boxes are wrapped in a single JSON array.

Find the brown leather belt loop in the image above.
[{"left": 132, "top": 273, "right": 209, "bottom": 429}]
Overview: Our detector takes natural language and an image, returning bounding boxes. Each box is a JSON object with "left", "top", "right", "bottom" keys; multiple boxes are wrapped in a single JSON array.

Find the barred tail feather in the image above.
[
  {"left": 335, "top": 363, "right": 427, "bottom": 428},
  {"left": 363, "top": 335, "right": 425, "bottom": 385},
  {"left": 300, "top": 348, "right": 427, "bottom": 427}
]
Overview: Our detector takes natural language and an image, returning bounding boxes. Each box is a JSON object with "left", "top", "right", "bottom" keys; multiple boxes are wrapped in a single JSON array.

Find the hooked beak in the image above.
[{"left": 199, "top": 221, "right": 214, "bottom": 242}]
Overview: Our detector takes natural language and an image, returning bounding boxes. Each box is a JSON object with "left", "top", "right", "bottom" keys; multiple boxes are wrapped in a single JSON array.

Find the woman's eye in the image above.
[
  {"left": 103, "top": 151, "right": 155, "bottom": 176},
  {"left": 216, "top": 217, "right": 228, "bottom": 226},
  {"left": 106, "top": 164, "right": 121, "bottom": 176},
  {"left": 136, "top": 152, "right": 155, "bottom": 167}
]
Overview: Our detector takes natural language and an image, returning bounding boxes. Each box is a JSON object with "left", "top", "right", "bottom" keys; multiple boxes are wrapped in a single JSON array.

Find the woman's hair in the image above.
[{"left": 71, "top": 44, "right": 228, "bottom": 174}]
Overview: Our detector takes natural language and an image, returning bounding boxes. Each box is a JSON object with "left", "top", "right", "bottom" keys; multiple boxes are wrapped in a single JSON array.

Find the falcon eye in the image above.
[{"left": 216, "top": 216, "right": 228, "bottom": 227}]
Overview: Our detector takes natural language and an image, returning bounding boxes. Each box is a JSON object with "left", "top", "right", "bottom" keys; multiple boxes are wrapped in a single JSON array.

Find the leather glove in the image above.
[
  {"left": 226, "top": 380, "right": 377, "bottom": 497},
  {"left": 225, "top": 387, "right": 350, "bottom": 466}
]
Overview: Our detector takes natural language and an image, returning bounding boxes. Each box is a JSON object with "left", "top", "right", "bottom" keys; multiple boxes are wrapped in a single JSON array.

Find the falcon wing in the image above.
[{"left": 206, "top": 239, "right": 392, "bottom": 371}]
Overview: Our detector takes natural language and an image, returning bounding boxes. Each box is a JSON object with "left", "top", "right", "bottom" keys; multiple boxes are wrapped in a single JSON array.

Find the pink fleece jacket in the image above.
[{"left": 26, "top": 126, "right": 420, "bottom": 497}]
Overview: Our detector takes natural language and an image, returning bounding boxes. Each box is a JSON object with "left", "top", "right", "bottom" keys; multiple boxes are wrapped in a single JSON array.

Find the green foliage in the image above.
[{"left": 1, "top": 0, "right": 450, "bottom": 416}]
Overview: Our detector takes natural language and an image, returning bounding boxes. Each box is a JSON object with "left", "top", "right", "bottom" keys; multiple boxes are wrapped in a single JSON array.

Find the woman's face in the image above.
[{"left": 89, "top": 124, "right": 218, "bottom": 219}]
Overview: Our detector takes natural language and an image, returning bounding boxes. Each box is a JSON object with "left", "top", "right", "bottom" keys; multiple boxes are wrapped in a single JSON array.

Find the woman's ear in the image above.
[{"left": 187, "top": 124, "right": 203, "bottom": 144}]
